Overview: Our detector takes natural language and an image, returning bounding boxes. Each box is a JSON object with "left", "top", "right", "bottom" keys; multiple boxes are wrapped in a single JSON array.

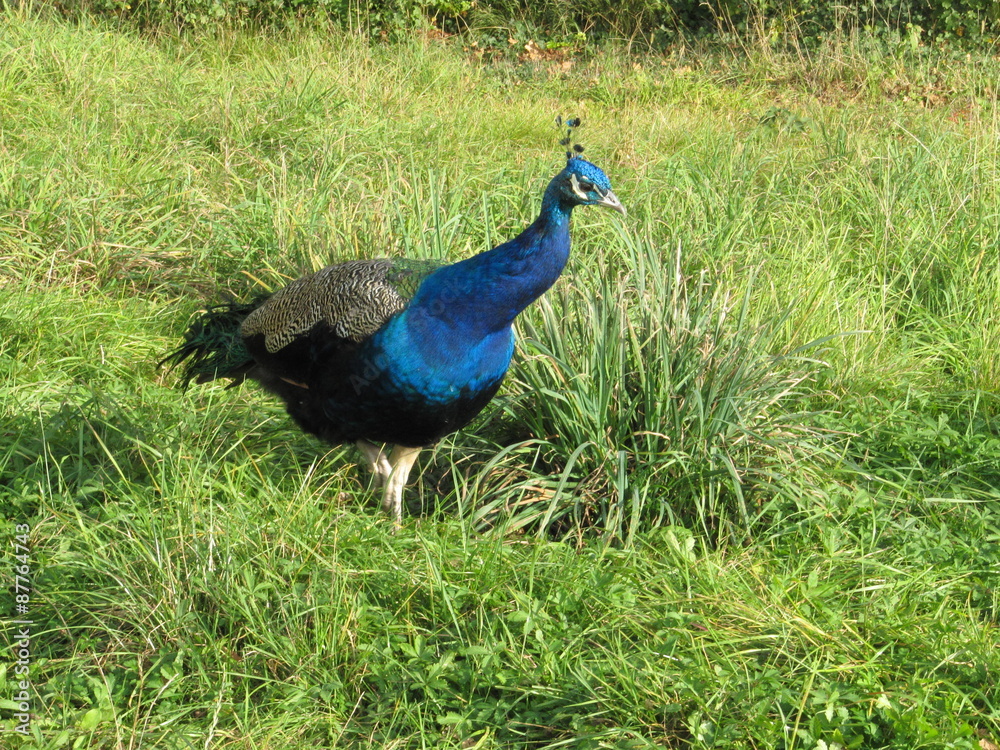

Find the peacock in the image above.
[{"left": 161, "top": 122, "right": 624, "bottom": 525}]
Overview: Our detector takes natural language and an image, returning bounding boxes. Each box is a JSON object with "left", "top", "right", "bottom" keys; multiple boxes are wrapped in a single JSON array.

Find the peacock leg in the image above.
[
  {"left": 356, "top": 439, "right": 392, "bottom": 488},
  {"left": 382, "top": 445, "right": 421, "bottom": 527}
]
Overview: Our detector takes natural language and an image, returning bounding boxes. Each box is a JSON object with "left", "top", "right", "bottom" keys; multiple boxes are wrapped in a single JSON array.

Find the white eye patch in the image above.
[{"left": 569, "top": 173, "right": 593, "bottom": 202}]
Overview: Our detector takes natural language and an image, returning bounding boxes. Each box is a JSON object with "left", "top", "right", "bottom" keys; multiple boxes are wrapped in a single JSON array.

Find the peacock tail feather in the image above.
[{"left": 159, "top": 296, "right": 268, "bottom": 387}]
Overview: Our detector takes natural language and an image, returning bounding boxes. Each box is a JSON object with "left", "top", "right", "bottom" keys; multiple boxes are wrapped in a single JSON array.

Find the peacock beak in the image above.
[{"left": 596, "top": 189, "right": 626, "bottom": 216}]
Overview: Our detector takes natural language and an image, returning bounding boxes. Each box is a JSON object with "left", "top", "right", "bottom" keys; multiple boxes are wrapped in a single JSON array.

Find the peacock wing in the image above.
[{"left": 240, "top": 258, "right": 442, "bottom": 354}]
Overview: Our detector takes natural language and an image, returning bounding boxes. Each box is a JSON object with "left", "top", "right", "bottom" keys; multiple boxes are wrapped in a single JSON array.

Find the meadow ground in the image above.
[{"left": 1, "top": 12, "right": 999, "bottom": 749}]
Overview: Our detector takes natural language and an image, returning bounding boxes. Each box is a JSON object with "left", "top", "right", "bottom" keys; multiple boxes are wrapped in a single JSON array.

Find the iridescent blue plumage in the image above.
[{"left": 162, "top": 156, "right": 624, "bottom": 524}]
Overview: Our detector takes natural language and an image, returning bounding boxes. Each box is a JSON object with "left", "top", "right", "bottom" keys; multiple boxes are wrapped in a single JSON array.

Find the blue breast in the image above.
[
  {"left": 366, "top": 312, "right": 516, "bottom": 405},
  {"left": 305, "top": 319, "right": 512, "bottom": 447}
]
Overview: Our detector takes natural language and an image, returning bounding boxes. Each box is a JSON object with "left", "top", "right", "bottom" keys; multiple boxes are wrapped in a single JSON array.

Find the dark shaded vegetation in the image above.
[{"left": 23, "top": 0, "right": 1000, "bottom": 46}]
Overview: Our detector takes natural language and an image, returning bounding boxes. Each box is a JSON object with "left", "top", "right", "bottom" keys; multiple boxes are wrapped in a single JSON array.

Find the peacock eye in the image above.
[{"left": 577, "top": 181, "right": 594, "bottom": 192}]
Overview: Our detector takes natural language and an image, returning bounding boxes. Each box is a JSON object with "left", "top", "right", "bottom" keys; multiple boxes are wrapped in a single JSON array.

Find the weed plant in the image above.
[{"left": 1, "top": 12, "right": 998, "bottom": 750}]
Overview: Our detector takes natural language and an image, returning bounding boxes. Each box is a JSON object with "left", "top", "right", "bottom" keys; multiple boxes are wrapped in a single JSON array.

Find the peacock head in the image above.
[
  {"left": 548, "top": 116, "right": 625, "bottom": 217},
  {"left": 552, "top": 156, "right": 626, "bottom": 216}
]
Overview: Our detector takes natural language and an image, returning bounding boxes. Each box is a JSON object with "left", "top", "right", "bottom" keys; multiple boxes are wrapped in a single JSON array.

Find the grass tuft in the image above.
[{"left": 483, "top": 235, "right": 837, "bottom": 543}]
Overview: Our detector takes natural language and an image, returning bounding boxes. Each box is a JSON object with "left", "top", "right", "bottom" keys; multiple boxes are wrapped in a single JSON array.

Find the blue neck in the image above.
[{"left": 409, "top": 181, "right": 575, "bottom": 338}]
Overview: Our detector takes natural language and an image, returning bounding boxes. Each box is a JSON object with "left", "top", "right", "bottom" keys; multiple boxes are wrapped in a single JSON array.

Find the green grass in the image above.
[{"left": 2, "top": 11, "right": 999, "bottom": 749}]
